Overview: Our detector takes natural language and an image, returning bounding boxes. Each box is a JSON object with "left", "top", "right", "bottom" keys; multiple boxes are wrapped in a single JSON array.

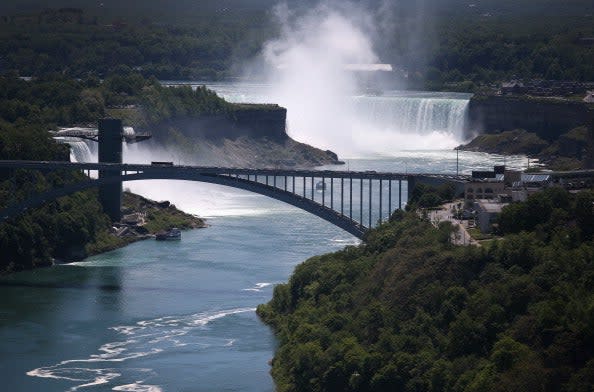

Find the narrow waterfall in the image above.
[
  {"left": 122, "top": 127, "right": 140, "bottom": 163},
  {"left": 122, "top": 126, "right": 135, "bottom": 137},
  {"left": 55, "top": 137, "right": 95, "bottom": 163},
  {"left": 54, "top": 126, "right": 139, "bottom": 163}
]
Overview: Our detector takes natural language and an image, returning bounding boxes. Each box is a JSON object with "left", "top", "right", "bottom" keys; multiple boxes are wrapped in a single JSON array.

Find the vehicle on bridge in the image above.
[{"left": 151, "top": 161, "right": 174, "bottom": 166}]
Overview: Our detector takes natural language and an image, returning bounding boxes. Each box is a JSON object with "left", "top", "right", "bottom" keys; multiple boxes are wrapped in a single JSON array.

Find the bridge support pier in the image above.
[{"left": 98, "top": 119, "right": 123, "bottom": 222}]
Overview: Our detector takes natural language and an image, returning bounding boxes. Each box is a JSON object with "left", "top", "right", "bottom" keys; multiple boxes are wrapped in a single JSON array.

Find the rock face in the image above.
[
  {"left": 229, "top": 104, "right": 289, "bottom": 141},
  {"left": 150, "top": 104, "right": 288, "bottom": 142},
  {"left": 146, "top": 103, "right": 343, "bottom": 168},
  {"left": 467, "top": 95, "right": 594, "bottom": 141},
  {"left": 460, "top": 129, "right": 548, "bottom": 155},
  {"left": 465, "top": 94, "right": 594, "bottom": 169}
]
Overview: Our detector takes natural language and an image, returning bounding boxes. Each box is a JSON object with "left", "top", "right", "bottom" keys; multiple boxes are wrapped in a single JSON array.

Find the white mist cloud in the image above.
[
  {"left": 238, "top": 0, "right": 464, "bottom": 158},
  {"left": 255, "top": 1, "right": 383, "bottom": 156}
]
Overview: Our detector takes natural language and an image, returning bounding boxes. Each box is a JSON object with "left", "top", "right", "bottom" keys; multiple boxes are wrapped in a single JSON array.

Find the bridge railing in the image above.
[{"left": 0, "top": 160, "right": 475, "bottom": 237}]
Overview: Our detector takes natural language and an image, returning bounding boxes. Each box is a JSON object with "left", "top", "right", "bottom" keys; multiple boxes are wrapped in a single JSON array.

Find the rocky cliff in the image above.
[
  {"left": 467, "top": 95, "right": 594, "bottom": 141},
  {"left": 150, "top": 104, "right": 288, "bottom": 142},
  {"left": 464, "top": 94, "right": 594, "bottom": 169},
  {"left": 144, "top": 103, "right": 342, "bottom": 168}
]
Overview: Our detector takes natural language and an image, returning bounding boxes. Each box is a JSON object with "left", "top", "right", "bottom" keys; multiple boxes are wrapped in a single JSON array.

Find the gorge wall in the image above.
[
  {"left": 144, "top": 103, "right": 341, "bottom": 167},
  {"left": 466, "top": 95, "right": 594, "bottom": 141},
  {"left": 150, "top": 103, "right": 289, "bottom": 142}
]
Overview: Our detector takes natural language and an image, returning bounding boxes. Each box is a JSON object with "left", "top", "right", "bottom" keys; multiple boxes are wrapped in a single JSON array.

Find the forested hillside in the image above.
[
  {"left": 0, "top": 73, "right": 230, "bottom": 273},
  {"left": 258, "top": 188, "right": 594, "bottom": 392},
  {"left": 0, "top": 0, "right": 591, "bottom": 87}
]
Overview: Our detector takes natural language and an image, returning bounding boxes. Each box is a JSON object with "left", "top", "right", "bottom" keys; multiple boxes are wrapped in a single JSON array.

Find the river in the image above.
[{"left": 0, "top": 85, "right": 531, "bottom": 391}]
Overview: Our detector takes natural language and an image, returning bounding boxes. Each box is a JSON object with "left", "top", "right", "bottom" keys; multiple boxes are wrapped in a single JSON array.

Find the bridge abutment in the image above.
[{"left": 98, "top": 119, "right": 123, "bottom": 222}]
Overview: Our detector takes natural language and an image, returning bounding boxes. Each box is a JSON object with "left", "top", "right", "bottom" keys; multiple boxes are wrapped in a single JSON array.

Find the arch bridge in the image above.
[{"left": 0, "top": 160, "right": 469, "bottom": 238}]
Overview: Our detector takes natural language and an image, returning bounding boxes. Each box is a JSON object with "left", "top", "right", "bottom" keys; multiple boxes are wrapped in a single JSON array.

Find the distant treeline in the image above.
[
  {"left": 0, "top": 0, "right": 592, "bottom": 89},
  {"left": 0, "top": 17, "right": 267, "bottom": 80},
  {"left": 258, "top": 187, "right": 594, "bottom": 391}
]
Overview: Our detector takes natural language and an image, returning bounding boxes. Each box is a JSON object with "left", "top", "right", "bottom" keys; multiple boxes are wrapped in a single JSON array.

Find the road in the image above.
[{"left": 428, "top": 202, "right": 480, "bottom": 246}]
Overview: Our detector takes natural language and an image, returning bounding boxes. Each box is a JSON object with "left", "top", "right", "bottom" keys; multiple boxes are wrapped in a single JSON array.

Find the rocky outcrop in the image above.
[
  {"left": 148, "top": 104, "right": 288, "bottom": 142},
  {"left": 145, "top": 103, "right": 343, "bottom": 168},
  {"left": 459, "top": 129, "right": 548, "bottom": 155},
  {"left": 467, "top": 95, "right": 594, "bottom": 141},
  {"left": 459, "top": 127, "right": 592, "bottom": 170}
]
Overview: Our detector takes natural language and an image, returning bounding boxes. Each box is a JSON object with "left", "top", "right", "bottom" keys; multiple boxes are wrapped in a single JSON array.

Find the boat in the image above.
[
  {"left": 155, "top": 227, "right": 181, "bottom": 241},
  {"left": 315, "top": 181, "right": 326, "bottom": 190}
]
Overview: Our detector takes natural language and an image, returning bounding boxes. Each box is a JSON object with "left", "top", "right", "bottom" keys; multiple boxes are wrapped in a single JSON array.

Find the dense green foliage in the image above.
[
  {"left": 0, "top": 73, "right": 230, "bottom": 128},
  {"left": 0, "top": 90, "right": 121, "bottom": 274},
  {"left": 407, "top": 183, "right": 456, "bottom": 209},
  {"left": 0, "top": 120, "right": 114, "bottom": 273},
  {"left": 258, "top": 189, "right": 594, "bottom": 392},
  {"left": 0, "top": 73, "right": 224, "bottom": 273},
  {"left": 0, "top": 13, "right": 268, "bottom": 80},
  {"left": 425, "top": 18, "right": 594, "bottom": 90},
  {"left": 499, "top": 187, "right": 594, "bottom": 240}
]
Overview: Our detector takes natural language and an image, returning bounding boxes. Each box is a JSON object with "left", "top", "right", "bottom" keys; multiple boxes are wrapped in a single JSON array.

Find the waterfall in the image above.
[
  {"left": 122, "top": 126, "right": 135, "bottom": 137},
  {"left": 208, "top": 83, "right": 471, "bottom": 157},
  {"left": 279, "top": 91, "right": 472, "bottom": 157},
  {"left": 55, "top": 137, "right": 95, "bottom": 163},
  {"left": 122, "top": 127, "right": 140, "bottom": 163},
  {"left": 352, "top": 95, "right": 469, "bottom": 138}
]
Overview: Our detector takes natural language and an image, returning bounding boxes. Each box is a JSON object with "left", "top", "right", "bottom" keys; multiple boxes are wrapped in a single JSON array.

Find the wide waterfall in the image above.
[
  {"left": 205, "top": 83, "right": 472, "bottom": 157},
  {"left": 352, "top": 93, "right": 469, "bottom": 137}
]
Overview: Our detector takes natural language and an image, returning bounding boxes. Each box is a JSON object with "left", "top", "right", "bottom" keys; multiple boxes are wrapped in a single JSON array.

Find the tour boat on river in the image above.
[{"left": 155, "top": 228, "right": 181, "bottom": 241}]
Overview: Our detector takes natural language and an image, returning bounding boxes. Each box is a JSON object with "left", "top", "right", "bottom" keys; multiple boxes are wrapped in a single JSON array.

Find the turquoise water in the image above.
[
  {"left": 1, "top": 80, "right": 534, "bottom": 390},
  {"left": 0, "top": 155, "right": 531, "bottom": 391},
  {"left": 1, "top": 210, "right": 357, "bottom": 391}
]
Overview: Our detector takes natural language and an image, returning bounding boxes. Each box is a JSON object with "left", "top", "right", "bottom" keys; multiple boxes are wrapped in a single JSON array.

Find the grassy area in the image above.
[
  {"left": 143, "top": 207, "right": 203, "bottom": 233},
  {"left": 122, "top": 192, "right": 205, "bottom": 233},
  {"left": 467, "top": 227, "right": 496, "bottom": 241}
]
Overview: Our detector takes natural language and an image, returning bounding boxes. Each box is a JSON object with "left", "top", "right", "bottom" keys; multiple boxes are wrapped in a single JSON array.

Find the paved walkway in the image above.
[{"left": 427, "top": 202, "right": 480, "bottom": 246}]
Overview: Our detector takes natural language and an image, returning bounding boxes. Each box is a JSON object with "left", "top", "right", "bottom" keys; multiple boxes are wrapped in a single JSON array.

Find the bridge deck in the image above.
[
  {"left": 0, "top": 160, "right": 472, "bottom": 238},
  {"left": 0, "top": 160, "right": 470, "bottom": 181}
]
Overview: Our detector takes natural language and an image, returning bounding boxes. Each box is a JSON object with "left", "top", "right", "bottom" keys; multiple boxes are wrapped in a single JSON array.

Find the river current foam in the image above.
[{"left": 27, "top": 307, "right": 255, "bottom": 391}]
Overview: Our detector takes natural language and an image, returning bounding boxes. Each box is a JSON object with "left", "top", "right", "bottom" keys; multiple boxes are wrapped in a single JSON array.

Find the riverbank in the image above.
[
  {"left": 462, "top": 93, "right": 594, "bottom": 170},
  {"left": 258, "top": 187, "right": 594, "bottom": 391},
  {"left": 66, "top": 191, "right": 206, "bottom": 263},
  {"left": 0, "top": 191, "right": 206, "bottom": 275},
  {"left": 459, "top": 126, "right": 592, "bottom": 170}
]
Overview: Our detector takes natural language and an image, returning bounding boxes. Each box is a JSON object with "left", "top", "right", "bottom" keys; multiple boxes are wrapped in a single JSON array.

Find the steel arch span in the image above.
[
  {"left": 0, "top": 160, "right": 472, "bottom": 239},
  {"left": 0, "top": 171, "right": 369, "bottom": 238}
]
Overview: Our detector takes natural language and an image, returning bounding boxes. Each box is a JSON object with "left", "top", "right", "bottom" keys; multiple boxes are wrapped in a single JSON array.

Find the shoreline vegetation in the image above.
[
  {"left": 0, "top": 72, "right": 336, "bottom": 275},
  {"left": 81, "top": 191, "right": 206, "bottom": 262},
  {"left": 257, "top": 187, "right": 594, "bottom": 392},
  {"left": 459, "top": 125, "right": 592, "bottom": 171},
  {"left": 460, "top": 94, "right": 593, "bottom": 170}
]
